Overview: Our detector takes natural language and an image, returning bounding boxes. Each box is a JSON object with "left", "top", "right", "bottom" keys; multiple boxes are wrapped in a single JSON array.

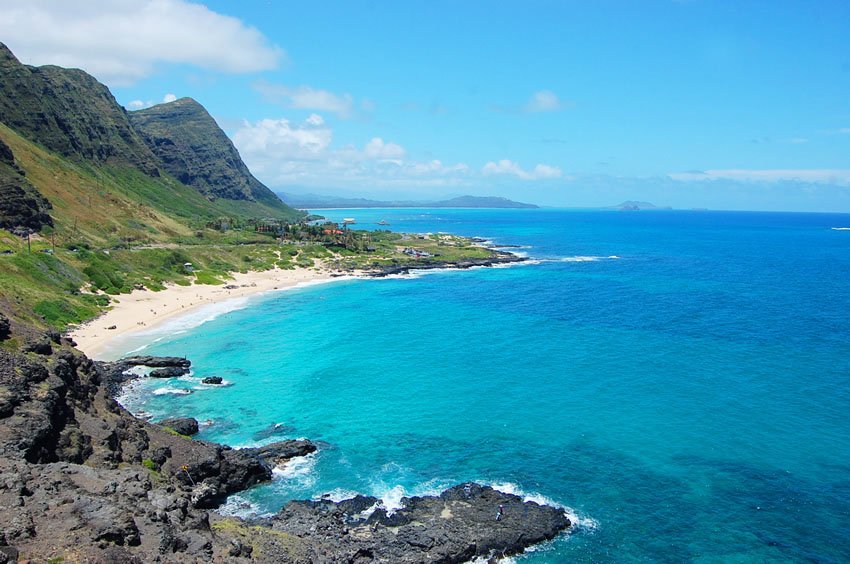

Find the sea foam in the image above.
[
  {"left": 488, "top": 481, "right": 599, "bottom": 532},
  {"left": 151, "top": 387, "right": 193, "bottom": 396}
]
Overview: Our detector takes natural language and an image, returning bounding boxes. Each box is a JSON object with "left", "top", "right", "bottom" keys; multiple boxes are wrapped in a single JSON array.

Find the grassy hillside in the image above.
[
  {"left": 0, "top": 124, "right": 304, "bottom": 331},
  {"left": 0, "top": 123, "right": 303, "bottom": 246}
]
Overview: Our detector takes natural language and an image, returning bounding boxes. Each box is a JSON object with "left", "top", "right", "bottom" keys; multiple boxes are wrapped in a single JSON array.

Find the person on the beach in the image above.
[{"left": 496, "top": 504, "right": 504, "bottom": 521}]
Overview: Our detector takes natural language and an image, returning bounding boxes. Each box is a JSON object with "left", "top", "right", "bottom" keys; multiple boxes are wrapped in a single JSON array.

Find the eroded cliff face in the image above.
[
  {"left": 0, "top": 329, "right": 570, "bottom": 563},
  {"left": 128, "top": 97, "right": 297, "bottom": 214},
  {"left": 0, "top": 137, "right": 52, "bottom": 232},
  {"left": 0, "top": 43, "right": 302, "bottom": 227},
  {"left": 0, "top": 43, "right": 160, "bottom": 176}
]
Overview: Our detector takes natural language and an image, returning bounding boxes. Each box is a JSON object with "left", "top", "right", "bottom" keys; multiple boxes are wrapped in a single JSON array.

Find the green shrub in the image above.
[{"left": 194, "top": 271, "right": 224, "bottom": 285}]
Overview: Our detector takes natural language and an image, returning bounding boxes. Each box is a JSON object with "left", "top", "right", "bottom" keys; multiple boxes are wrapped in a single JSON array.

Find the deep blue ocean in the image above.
[{"left": 111, "top": 209, "right": 850, "bottom": 562}]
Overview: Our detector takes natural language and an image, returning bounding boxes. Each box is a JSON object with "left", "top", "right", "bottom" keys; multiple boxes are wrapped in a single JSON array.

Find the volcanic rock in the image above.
[{"left": 158, "top": 417, "right": 199, "bottom": 436}]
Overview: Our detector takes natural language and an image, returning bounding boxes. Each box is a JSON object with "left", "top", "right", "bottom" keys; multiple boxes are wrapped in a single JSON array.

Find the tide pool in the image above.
[{"left": 116, "top": 209, "right": 850, "bottom": 562}]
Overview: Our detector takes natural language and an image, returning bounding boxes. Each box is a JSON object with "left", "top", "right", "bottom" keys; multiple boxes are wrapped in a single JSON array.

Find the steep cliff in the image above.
[
  {"left": 0, "top": 43, "right": 160, "bottom": 176},
  {"left": 129, "top": 97, "right": 300, "bottom": 218},
  {"left": 0, "top": 43, "right": 301, "bottom": 224},
  {"left": 0, "top": 137, "right": 52, "bottom": 232}
]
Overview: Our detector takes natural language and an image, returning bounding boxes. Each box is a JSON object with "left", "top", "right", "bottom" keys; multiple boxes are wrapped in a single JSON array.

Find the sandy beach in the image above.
[{"left": 69, "top": 265, "right": 356, "bottom": 359}]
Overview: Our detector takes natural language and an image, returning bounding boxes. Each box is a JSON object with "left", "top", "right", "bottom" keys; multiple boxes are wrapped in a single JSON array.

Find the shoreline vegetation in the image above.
[{"left": 68, "top": 231, "right": 524, "bottom": 359}]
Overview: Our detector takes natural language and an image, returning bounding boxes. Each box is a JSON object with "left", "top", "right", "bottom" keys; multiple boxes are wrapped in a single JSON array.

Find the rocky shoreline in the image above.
[
  {"left": 366, "top": 251, "right": 526, "bottom": 278},
  {"left": 1, "top": 333, "right": 572, "bottom": 562}
]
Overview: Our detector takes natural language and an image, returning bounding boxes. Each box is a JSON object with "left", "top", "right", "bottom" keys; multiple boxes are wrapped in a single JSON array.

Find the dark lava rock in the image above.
[
  {"left": 22, "top": 338, "right": 52, "bottom": 355},
  {"left": 0, "top": 137, "right": 53, "bottom": 233},
  {"left": 0, "top": 546, "right": 19, "bottom": 563},
  {"left": 1, "top": 336, "right": 575, "bottom": 562},
  {"left": 369, "top": 252, "right": 525, "bottom": 278},
  {"left": 0, "top": 313, "right": 10, "bottom": 340},
  {"left": 97, "top": 357, "right": 192, "bottom": 397},
  {"left": 242, "top": 439, "right": 318, "bottom": 468},
  {"left": 72, "top": 494, "right": 141, "bottom": 546},
  {"left": 201, "top": 376, "right": 223, "bottom": 385},
  {"left": 148, "top": 366, "right": 188, "bottom": 378},
  {"left": 121, "top": 356, "right": 191, "bottom": 368},
  {"left": 158, "top": 417, "right": 199, "bottom": 436},
  {"left": 237, "top": 482, "right": 571, "bottom": 562},
  {"left": 46, "top": 328, "right": 62, "bottom": 343}
]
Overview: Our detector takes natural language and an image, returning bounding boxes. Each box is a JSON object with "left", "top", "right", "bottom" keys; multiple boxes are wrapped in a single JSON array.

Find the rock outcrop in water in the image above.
[
  {"left": 234, "top": 482, "right": 571, "bottom": 562},
  {"left": 368, "top": 251, "right": 525, "bottom": 277},
  {"left": 0, "top": 344, "right": 572, "bottom": 561},
  {"left": 158, "top": 417, "right": 200, "bottom": 436}
]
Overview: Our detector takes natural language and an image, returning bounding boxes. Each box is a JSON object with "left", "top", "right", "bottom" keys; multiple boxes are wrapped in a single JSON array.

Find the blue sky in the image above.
[{"left": 2, "top": 0, "right": 850, "bottom": 210}]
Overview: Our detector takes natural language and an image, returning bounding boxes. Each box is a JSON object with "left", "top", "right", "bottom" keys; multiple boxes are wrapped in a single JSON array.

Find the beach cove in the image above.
[
  {"left": 110, "top": 208, "right": 850, "bottom": 562},
  {"left": 69, "top": 265, "right": 349, "bottom": 359}
]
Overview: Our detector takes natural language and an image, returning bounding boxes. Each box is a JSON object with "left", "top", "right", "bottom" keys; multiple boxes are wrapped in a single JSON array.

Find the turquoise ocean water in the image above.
[{"left": 109, "top": 209, "right": 850, "bottom": 562}]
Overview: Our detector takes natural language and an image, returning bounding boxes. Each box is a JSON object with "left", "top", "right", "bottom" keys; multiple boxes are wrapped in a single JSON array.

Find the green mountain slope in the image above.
[
  {"left": 0, "top": 43, "right": 160, "bottom": 175},
  {"left": 0, "top": 43, "right": 302, "bottom": 226},
  {"left": 129, "top": 98, "right": 300, "bottom": 218}
]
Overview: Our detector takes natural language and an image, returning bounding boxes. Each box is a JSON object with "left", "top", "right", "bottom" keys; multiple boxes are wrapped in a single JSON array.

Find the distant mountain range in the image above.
[{"left": 278, "top": 192, "right": 539, "bottom": 209}]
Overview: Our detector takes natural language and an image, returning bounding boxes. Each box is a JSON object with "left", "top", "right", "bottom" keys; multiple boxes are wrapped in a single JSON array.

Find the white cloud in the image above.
[
  {"left": 0, "top": 0, "right": 283, "bottom": 86},
  {"left": 523, "top": 90, "right": 567, "bottom": 113},
  {"left": 124, "top": 93, "right": 180, "bottom": 111},
  {"left": 669, "top": 169, "right": 850, "bottom": 185},
  {"left": 253, "top": 80, "right": 355, "bottom": 118},
  {"left": 482, "top": 159, "right": 563, "bottom": 180},
  {"left": 231, "top": 115, "right": 469, "bottom": 188},
  {"left": 406, "top": 160, "right": 469, "bottom": 176},
  {"left": 363, "top": 138, "right": 406, "bottom": 160},
  {"left": 232, "top": 116, "right": 333, "bottom": 165},
  {"left": 305, "top": 114, "right": 324, "bottom": 126}
]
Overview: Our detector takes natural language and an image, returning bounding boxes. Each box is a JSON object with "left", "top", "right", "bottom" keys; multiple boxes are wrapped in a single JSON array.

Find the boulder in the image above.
[
  {"left": 23, "top": 338, "right": 52, "bottom": 355},
  {"left": 148, "top": 366, "right": 188, "bottom": 378},
  {"left": 0, "top": 313, "right": 10, "bottom": 340},
  {"left": 120, "top": 356, "right": 191, "bottom": 368},
  {"left": 242, "top": 439, "right": 318, "bottom": 468},
  {"left": 71, "top": 495, "right": 141, "bottom": 547},
  {"left": 201, "top": 376, "right": 222, "bottom": 385},
  {"left": 158, "top": 418, "right": 199, "bottom": 436}
]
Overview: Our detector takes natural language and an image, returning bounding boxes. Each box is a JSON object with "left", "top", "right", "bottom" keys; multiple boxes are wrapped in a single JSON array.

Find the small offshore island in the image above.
[{"left": 0, "top": 43, "right": 572, "bottom": 562}]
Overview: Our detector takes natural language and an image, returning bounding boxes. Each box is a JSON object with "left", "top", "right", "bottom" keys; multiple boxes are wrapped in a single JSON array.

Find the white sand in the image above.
[{"left": 69, "top": 266, "right": 359, "bottom": 359}]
